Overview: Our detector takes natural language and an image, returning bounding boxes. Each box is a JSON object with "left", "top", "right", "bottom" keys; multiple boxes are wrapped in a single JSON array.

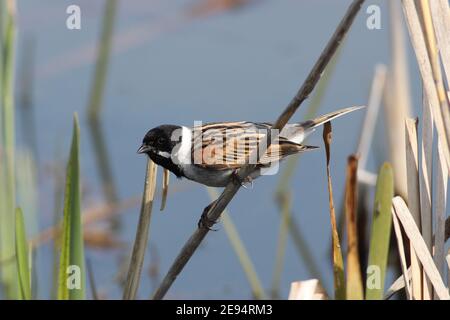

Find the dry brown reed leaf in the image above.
[
  {"left": 322, "top": 122, "right": 346, "bottom": 300},
  {"left": 345, "top": 155, "right": 363, "bottom": 300},
  {"left": 160, "top": 169, "right": 169, "bottom": 211}
]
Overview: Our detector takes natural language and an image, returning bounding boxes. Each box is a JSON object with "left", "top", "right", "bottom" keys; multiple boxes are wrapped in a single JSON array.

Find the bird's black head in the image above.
[{"left": 137, "top": 125, "right": 184, "bottom": 177}]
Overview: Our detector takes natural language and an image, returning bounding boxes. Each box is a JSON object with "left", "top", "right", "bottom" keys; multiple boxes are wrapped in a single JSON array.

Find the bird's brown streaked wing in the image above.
[
  {"left": 258, "top": 143, "right": 318, "bottom": 167},
  {"left": 190, "top": 122, "right": 316, "bottom": 170}
]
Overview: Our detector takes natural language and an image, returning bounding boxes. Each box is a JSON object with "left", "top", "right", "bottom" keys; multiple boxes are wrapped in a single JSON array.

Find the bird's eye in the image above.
[{"left": 157, "top": 137, "right": 165, "bottom": 145}]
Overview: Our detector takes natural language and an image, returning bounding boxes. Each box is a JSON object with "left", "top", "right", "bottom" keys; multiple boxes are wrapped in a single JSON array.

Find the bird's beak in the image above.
[{"left": 137, "top": 144, "right": 150, "bottom": 154}]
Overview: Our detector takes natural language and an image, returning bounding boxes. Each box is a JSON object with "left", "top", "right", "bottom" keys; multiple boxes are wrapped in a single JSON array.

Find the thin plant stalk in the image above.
[
  {"left": 86, "top": 257, "right": 99, "bottom": 300},
  {"left": 160, "top": 169, "right": 169, "bottom": 211},
  {"left": 123, "top": 160, "right": 157, "bottom": 300},
  {"left": 419, "top": 90, "right": 433, "bottom": 299},
  {"left": 434, "top": 140, "right": 448, "bottom": 292},
  {"left": 323, "top": 122, "right": 345, "bottom": 300},
  {"left": 207, "top": 188, "right": 266, "bottom": 299},
  {"left": 15, "top": 208, "right": 31, "bottom": 300},
  {"left": 405, "top": 118, "right": 422, "bottom": 300},
  {"left": 0, "top": 0, "right": 17, "bottom": 298},
  {"left": 344, "top": 155, "right": 363, "bottom": 300},
  {"left": 87, "top": 0, "right": 118, "bottom": 120},
  {"left": 87, "top": 120, "right": 119, "bottom": 224},
  {"left": 271, "top": 192, "right": 291, "bottom": 299},
  {"left": 384, "top": 0, "right": 412, "bottom": 199}
]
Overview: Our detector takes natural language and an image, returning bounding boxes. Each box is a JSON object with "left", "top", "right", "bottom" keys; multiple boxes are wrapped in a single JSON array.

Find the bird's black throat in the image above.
[{"left": 146, "top": 151, "right": 183, "bottom": 178}]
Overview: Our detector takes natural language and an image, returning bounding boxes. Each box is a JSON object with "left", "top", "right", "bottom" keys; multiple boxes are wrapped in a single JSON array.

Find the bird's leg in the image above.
[
  {"left": 198, "top": 200, "right": 219, "bottom": 231},
  {"left": 231, "top": 169, "right": 253, "bottom": 189}
]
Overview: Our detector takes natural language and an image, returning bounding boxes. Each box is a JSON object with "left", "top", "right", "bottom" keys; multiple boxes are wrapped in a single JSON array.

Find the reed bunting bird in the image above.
[{"left": 137, "top": 106, "right": 363, "bottom": 188}]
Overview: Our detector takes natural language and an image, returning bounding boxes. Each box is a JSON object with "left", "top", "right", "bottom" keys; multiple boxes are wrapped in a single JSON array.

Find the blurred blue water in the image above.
[{"left": 14, "top": 0, "right": 422, "bottom": 299}]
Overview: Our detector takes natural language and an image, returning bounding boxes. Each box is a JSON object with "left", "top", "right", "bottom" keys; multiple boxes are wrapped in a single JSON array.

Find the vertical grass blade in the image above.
[
  {"left": 123, "top": 159, "right": 157, "bottom": 300},
  {"left": 322, "top": 122, "right": 346, "bottom": 300},
  {"left": 16, "top": 149, "right": 38, "bottom": 238},
  {"left": 345, "top": 155, "right": 363, "bottom": 300},
  {"left": 15, "top": 207, "right": 31, "bottom": 300},
  {"left": 0, "top": 0, "right": 4, "bottom": 107},
  {"left": 57, "top": 114, "right": 85, "bottom": 300},
  {"left": 50, "top": 155, "right": 64, "bottom": 299},
  {"left": 366, "top": 163, "right": 394, "bottom": 300},
  {"left": 0, "top": 0, "right": 17, "bottom": 299},
  {"left": 87, "top": 0, "right": 117, "bottom": 120},
  {"left": 270, "top": 191, "right": 291, "bottom": 299},
  {"left": 86, "top": 257, "right": 99, "bottom": 300},
  {"left": 87, "top": 121, "right": 119, "bottom": 229}
]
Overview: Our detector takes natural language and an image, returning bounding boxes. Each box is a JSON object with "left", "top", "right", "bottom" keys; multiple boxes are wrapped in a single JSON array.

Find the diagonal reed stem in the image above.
[{"left": 152, "top": 0, "right": 365, "bottom": 299}]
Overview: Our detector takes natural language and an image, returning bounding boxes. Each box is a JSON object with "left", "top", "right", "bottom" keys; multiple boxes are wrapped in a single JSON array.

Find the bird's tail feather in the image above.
[
  {"left": 282, "top": 106, "right": 364, "bottom": 144},
  {"left": 302, "top": 105, "right": 365, "bottom": 129}
]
